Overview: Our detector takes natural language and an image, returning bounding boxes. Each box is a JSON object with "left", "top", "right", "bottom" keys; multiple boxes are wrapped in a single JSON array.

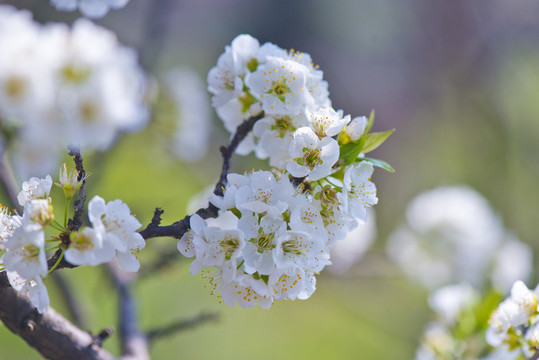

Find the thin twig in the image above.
[{"left": 147, "top": 312, "right": 219, "bottom": 342}]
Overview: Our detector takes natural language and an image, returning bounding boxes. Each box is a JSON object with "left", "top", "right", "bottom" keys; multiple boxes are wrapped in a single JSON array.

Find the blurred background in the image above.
[{"left": 1, "top": 0, "right": 539, "bottom": 358}]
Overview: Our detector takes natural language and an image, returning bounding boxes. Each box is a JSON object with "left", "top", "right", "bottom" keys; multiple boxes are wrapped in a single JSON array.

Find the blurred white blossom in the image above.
[
  {"left": 50, "top": 0, "right": 130, "bottom": 18},
  {"left": 165, "top": 67, "right": 211, "bottom": 162},
  {"left": 387, "top": 186, "right": 531, "bottom": 290},
  {"left": 0, "top": 6, "right": 148, "bottom": 180}
]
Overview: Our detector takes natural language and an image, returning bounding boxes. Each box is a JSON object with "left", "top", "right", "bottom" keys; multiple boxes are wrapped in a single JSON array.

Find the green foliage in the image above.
[
  {"left": 362, "top": 129, "right": 395, "bottom": 154},
  {"left": 361, "top": 157, "right": 395, "bottom": 172}
]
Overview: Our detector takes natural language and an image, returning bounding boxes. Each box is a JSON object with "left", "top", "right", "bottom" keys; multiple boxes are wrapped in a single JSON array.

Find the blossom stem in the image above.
[
  {"left": 47, "top": 248, "right": 65, "bottom": 275},
  {"left": 64, "top": 197, "right": 70, "bottom": 228},
  {"left": 50, "top": 221, "right": 66, "bottom": 232},
  {"left": 324, "top": 177, "right": 342, "bottom": 188},
  {"left": 45, "top": 245, "right": 61, "bottom": 252}
]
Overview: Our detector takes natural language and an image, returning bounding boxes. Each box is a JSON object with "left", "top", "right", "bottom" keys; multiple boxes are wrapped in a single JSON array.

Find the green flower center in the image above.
[
  {"left": 271, "top": 116, "right": 295, "bottom": 138},
  {"left": 220, "top": 235, "right": 240, "bottom": 260},
  {"left": 250, "top": 231, "right": 275, "bottom": 254},
  {"left": 296, "top": 147, "right": 322, "bottom": 170},
  {"left": 70, "top": 231, "right": 95, "bottom": 251},
  {"left": 282, "top": 239, "right": 301, "bottom": 256},
  {"left": 268, "top": 78, "right": 291, "bottom": 103},
  {"left": 23, "top": 243, "right": 41, "bottom": 261}
]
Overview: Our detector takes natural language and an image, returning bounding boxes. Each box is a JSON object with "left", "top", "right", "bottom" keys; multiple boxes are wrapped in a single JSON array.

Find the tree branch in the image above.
[
  {"left": 67, "top": 144, "right": 87, "bottom": 232},
  {"left": 0, "top": 286, "right": 114, "bottom": 360}
]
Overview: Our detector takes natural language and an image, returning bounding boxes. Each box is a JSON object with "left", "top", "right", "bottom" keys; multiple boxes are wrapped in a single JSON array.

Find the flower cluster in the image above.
[
  {"left": 207, "top": 34, "right": 393, "bottom": 174},
  {"left": 0, "top": 6, "right": 148, "bottom": 179},
  {"left": 0, "top": 168, "right": 144, "bottom": 313},
  {"left": 414, "top": 283, "right": 521, "bottom": 360},
  {"left": 178, "top": 34, "right": 393, "bottom": 309},
  {"left": 50, "top": 0, "right": 130, "bottom": 18},
  {"left": 486, "top": 280, "right": 539, "bottom": 359},
  {"left": 387, "top": 186, "right": 532, "bottom": 292}
]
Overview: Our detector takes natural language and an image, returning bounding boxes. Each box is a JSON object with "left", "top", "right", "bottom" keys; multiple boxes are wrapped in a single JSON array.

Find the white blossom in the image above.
[
  {"left": 307, "top": 107, "right": 349, "bottom": 138},
  {"left": 342, "top": 162, "right": 378, "bottom": 223},
  {"left": 7, "top": 271, "right": 50, "bottom": 313},
  {"left": 3, "top": 225, "right": 47, "bottom": 279},
  {"left": 17, "top": 175, "right": 53, "bottom": 206},
  {"left": 64, "top": 227, "right": 115, "bottom": 266},
  {"left": 88, "top": 196, "right": 145, "bottom": 272},
  {"left": 287, "top": 127, "right": 339, "bottom": 180},
  {"left": 344, "top": 116, "right": 368, "bottom": 141},
  {"left": 245, "top": 57, "right": 312, "bottom": 115}
]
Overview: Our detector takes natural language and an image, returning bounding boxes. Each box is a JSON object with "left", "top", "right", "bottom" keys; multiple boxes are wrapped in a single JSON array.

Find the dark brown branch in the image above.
[
  {"left": 92, "top": 327, "right": 114, "bottom": 348},
  {"left": 67, "top": 145, "right": 87, "bottom": 232},
  {"left": 147, "top": 312, "right": 218, "bottom": 342},
  {"left": 0, "top": 286, "right": 114, "bottom": 360}
]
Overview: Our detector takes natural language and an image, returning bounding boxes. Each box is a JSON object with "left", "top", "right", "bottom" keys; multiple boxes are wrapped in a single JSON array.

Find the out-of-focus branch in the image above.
[
  {"left": 138, "top": 247, "right": 181, "bottom": 279},
  {"left": 147, "top": 312, "right": 218, "bottom": 342},
  {"left": 0, "top": 286, "right": 114, "bottom": 360},
  {"left": 138, "top": 113, "right": 263, "bottom": 241},
  {"left": 107, "top": 263, "right": 149, "bottom": 360},
  {"left": 0, "top": 152, "right": 21, "bottom": 211},
  {"left": 51, "top": 272, "right": 87, "bottom": 329}
]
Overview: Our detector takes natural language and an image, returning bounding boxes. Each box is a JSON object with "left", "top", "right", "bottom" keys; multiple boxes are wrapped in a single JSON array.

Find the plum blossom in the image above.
[
  {"left": 287, "top": 127, "right": 339, "bottom": 180},
  {"left": 246, "top": 57, "right": 312, "bottom": 115},
  {"left": 17, "top": 175, "right": 53, "bottom": 206},
  {"left": 88, "top": 196, "right": 145, "bottom": 272},
  {"left": 342, "top": 162, "right": 378, "bottom": 223},
  {"left": 7, "top": 271, "right": 50, "bottom": 313},
  {"left": 307, "top": 107, "right": 349, "bottom": 138},
  {"left": 64, "top": 227, "right": 115, "bottom": 266}
]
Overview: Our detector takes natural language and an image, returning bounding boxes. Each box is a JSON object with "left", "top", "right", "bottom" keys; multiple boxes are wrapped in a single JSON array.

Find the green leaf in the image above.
[
  {"left": 339, "top": 135, "right": 366, "bottom": 165},
  {"left": 365, "top": 109, "right": 375, "bottom": 133},
  {"left": 360, "top": 157, "right": 395, "bottom": 172},
  {"left": 361, "top": 129, "right": 395, "bottom": 154}
]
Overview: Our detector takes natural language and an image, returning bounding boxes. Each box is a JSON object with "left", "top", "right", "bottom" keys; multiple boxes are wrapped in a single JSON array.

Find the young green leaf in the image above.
[
  {"left": 365, "top": 109, "right": 375, "bottom": 133},
  {"left": 361, "top": 129, "right": 395, "bottom": 154},
  {"left": 339, "top": 135, "right": 365, "bottom": 165},
  {"left": 360, "top": 157, "right": 395, "bottom": 172}
]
